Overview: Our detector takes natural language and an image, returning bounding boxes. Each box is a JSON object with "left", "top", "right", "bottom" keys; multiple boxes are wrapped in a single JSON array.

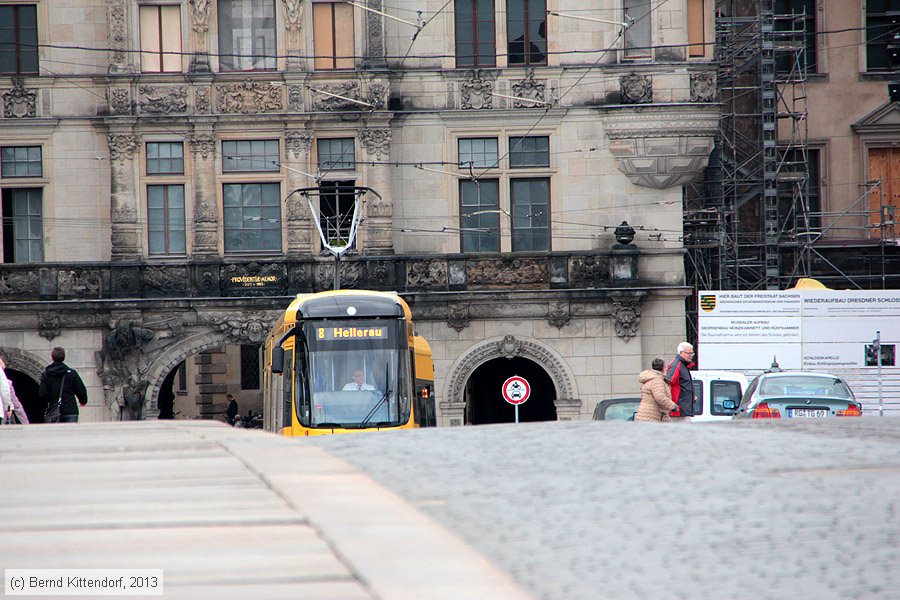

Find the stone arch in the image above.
[
  {"left": 141, "top": 331, "right": 233, "bottom": 419},
  {"left": 0, "top": 346, "right": 46, "bottom": 381},
  {"left": 443, "top": 334, "right": 581, "bottom": 422}
]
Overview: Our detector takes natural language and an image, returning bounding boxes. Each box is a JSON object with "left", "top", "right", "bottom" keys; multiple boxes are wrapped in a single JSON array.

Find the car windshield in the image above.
[
  {"left": 603, "top": 401, "right": 640, "bottom": 420},
  {"left": 759, "top": 375, "right": 852, "bottom": 398}
]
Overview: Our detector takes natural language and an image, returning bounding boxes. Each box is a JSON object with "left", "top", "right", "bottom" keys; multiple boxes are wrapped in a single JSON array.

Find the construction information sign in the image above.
[{"left": 697, "top": 290, "right": 900, "bottom": 371}]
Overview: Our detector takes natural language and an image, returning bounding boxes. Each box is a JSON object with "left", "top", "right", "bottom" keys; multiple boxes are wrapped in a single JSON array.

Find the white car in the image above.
[{"left": 687, "top": 370, "right": 749, "bottom": 422}]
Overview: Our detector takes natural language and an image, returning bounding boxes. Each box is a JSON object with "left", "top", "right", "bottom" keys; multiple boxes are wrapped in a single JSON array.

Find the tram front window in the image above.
[{"left": 298, "top": 320, "right": 411, "bottom": 428}]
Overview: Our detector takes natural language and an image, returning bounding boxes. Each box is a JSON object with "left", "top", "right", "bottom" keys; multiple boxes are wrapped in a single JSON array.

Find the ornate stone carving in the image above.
[
  {"left": 359, "top": 128, "right": 391, "bottom": 158},
  {"left": 602, "top": 105, "right": 720, "bottom": 189},
  {"left": 548, "top": 302, "right": 571, "bottom": 329},
  {"left": 107, "top": 88, "right": 130, "bottom": 115},
  {"left": 139, "top": 86, "right": 188, "bottom": 114},
  {"left": 447, "top": 304, "right": 470, "bottom": 331},
  {"left": 189, "top": 134, "right": 216, "bottom": 159},
  {"left": 466, "top": 257, "right": 547, "bottom": 287},
  {"left": 216, "top": 80, "right": 283, "bottom": 113},
  {"left": 620, "top": 73, "right": 652, "bottom": 104},
  {"left": 2, "top": 78, "right": 37, "bottom": 118},
  {"left": 312, "top": 81, "right": 361, "bottom": 111},
  {"left": 195, "top": 87, "right": 210, "bottom": 113},
  {"left": 461, "top": 73, "right": 493, "bottom": 110},
  {"left": 112, "top": 204, "right": 137, "bottom": 222},
  {"left": 107, "top": 134, "right": 138, "bottom": 162},
  {"left": 511, "top": 69, "right": 546, "bottom": 108},
  {"left": 570, "top": 255, "right": 610, "bottom": 287},
  {"left": 57, "top": 269, "right": 103, "bottom": 297},
  {"left": 288, "top": 85, "right": 303, "bottom": 111},
  {"left": 407, "top": 260, "right": 448, "bottom": 290},
  {"left": 0, "top": 270, "right": 38, "bottom": 297},
  {"left": 189, "top": 0, "right": 211, "bottom": 34},
  {"left": 285, "top": 130, "right": 312, "bottom": 159},
  {"left": 144, "top": 267, "right": 190, "bottom": 293},
  {"left": 283, "top": 0, "right": 303, "bottom": 32},
  {"left": 366, "top": 1, "right": 385, "bottom": 61},
  {"left": 107, "top": 0, "right": 128, "bottom": 70},
  {"left": 690, "top": 72, "right": 717, "bottom": 103},
  {"left": 211, "top": 315, "right": 271, "bottom": 344},
  {"left": 38, "top": 315, "right": 62, "bottom": 341},
  {"left": 611, "top": 300, "right": 641, "bottom": 340},
  {"left": 104, "top": 320, "right": 155, "bottom": 361},
  {"left": 367, "top": 82, "right": 388, "bottom": 109},
  {"left": 499, "top": 335, "right": 524, "bottom": 359},
  {"left": 316, "top": 261, "right": 360, "bottom": 289}
]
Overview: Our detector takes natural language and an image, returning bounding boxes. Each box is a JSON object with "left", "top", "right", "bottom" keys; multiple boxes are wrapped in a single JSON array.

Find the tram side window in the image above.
[{"left": 282, "top": 349, "right": 293, "bottom": 427}]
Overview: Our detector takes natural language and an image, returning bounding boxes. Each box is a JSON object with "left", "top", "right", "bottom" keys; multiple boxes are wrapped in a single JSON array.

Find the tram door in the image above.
[{"left": 465, "top": 357, "right": 557, "bottom": 424}]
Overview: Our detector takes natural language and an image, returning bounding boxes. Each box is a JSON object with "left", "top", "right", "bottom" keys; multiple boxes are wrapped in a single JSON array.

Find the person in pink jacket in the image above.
[
  {"left": 635, "top": 358, "right": 678, "bottom": 422},
  {"left": 0, "top": 356, "right": 29, "bottom": 424}
]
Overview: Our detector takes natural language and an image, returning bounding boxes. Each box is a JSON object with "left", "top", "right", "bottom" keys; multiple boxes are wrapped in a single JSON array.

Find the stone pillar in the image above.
[
  {"left": 283, "top": 0, "right": 306, "bottom": 71},
  {"left": 195, "top": 348, "right": 227, "bottom": 419},
  {"left": 359, "top": 127, "right": 393, "bottom": 254},
  {"left": 554, "top": 397, "right": 583, "bottom": 421},
  {"left": 439, "top": 399, "right": 467, "bottom": 427},
  {"left": 188, "top": 0, "right": 212, "bottom": 73},
  {"left": 364, "top": 2, "right": 387, "bottom": 69},
  {"left": 284, "top": 130, "right": 314, "bottom": 256},
  {"left": 107, "top": 131, "right": 141, "bottom": 260},
  {"left": 189, "top": 129, "right": 219, "bottom": 257},
  {"left": 106, "top": 0, "right": 131, "bottom": 74}
]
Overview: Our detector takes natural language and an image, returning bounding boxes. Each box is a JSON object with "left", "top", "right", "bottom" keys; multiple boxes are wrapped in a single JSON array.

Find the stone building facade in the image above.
[{"left": 0, "top": 0, "right": 718, "bottom": 424}]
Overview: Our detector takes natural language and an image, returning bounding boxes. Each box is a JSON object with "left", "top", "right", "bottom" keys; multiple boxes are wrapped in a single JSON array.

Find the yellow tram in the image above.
[{"left": 262, "top": 290, "right": 435, "bottom": 436}]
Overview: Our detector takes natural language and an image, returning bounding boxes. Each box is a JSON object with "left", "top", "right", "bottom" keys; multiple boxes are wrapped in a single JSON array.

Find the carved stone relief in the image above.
[
  {"left": 611, "top": 300, "right": 641, "bottom": 340},
  {"left": 144, "top": 267, "right": 190, "bottom": 294},
  {"left": 107, "top": 87, "right": 131, "bottom": 115},
  {"left": 216, "top": 80, "right": 283, "bottom": 113},
  {"left": 406, "top": 260, "right": 448, "bottom": 290},
  {"left": 690, "top": 72, "right": 717, "bottom": 103},
  {"left": 312, "top": 81, "right": 362, "bottom": 111},
  {"left": 359, "top": 128, "right": 391, "bottom": 158},
  {"left": 194, "top": 87, "right": 210, "bottom": 113},
  {"left": 367, "top": 82, "right": 388, "bottom": 109},
  {"left": 189, "top": 0, "right": 211, "bottom": 34},
  {"left": 511, "top": 69, "right": 546, "bottom": 108},
  {"left": 139, "top": 86, "right": 188, "bottom": 114},
  {"left": 548, "top": 302, "right": 571, "bottom": 329},
  {"left": 447, "top": 304, "right": 470, "bottom": 331},
  {"left": 285, "top": 130, "right": 312, "bottom": 159},
  {"left": 620, "top": 73, "right": 652, "bottom": 104},
  {"left": 316, "top": 261, "right": 360, "bottom": 290},
  {"left": 366, "top": 0, "right": 385, "bottom": 61},
  {"left": 288, "top": 86, "right": 303, "bottom": 111},
  {"left": 107, "top": 134, "right": 138, "bottom": 162},
  {"left": 107, "top": 0, "right": 128, "bottom": 71},
  {"left": 283, "top": 0, "right": 303, "bottom": 31},
  {"left": 38, "top": 315, "right": 62, "bottom": 341},
  {"left": 461, "top": 73, "right": 493, "bottom": 110},
  {"left": 2, "top": 78, "right": 37, "bottom": 118},
  {"left": 569, "top": 255, "right": 610, "bottom": 287},
  {"left": 466, "top": 257, "right": 547, "bottom": 287},
  {"left": 189, "top": 134, "right": 216, "bottom": 160},
  {"left": 0, "top": 270, "right": 38, "bottom": 296}
]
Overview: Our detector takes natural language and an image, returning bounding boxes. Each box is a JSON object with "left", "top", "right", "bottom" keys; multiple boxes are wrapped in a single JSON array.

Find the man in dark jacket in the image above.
[
  {"left": 38, "top": 347, "right": 88, "bottom": 423},
  {"left": 666, "top": 341, "right": 697, "bottom": 417}
]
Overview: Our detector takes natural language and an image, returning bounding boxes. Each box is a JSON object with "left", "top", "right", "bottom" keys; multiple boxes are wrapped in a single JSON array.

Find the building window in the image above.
[
  {"left": 0, "top": 5, "right": 38, "bottom": 74},
  {"left": 241, "top": 344, "right": 261, "bottom": 390},
  {"left": 459, "top": 137, "right": 499, "bottom": 169},
  {"left": 460, "top": 179, "right": 501, "bottom": 252},
  {"left": 313, "top": 2, "right": 355, "bottom": 70},
  {"left": 624, "top": 0, "right": 651, "bottom": 58},
  {"left": 218, "top": 0, "right": 276, "bottom": 71},
  {"left": 509, "top": 136, "right": 549, "bottom": 168},
  {"left": 317, "top": 138, "right": 355, "bottom": 171},
  {"left": 1, "top": 188, "right": 42, "bottom": 263},
  {"left": 146, "top": 142, "right": 184, "bottom": 175},
  {"left": 139, "top": 5, "right": 182, "bottom": 73},
  {"left": 778, "top": 148, "right": 820, "bottom": 233},
  {"left": 455, "top": 0, "right": 496, "bottom": 68},
  {"left": 511, "top": 178, "right": 549, "bottom": 251},
  {"left": 865, "top": 1, "right": 900, "bottom": 72},
  {"left": 222, "top": 140, "right": 280, "bottom": 172},
  {"left": 868, "top": 147, "right": 900, "bottom": 238},
  {"left": 0, "top": 146, "right": 42, "bottom": 178},
  {"left": 176, "top": 361, "right": 186, "bottom": 391},
  {"left": 318, "top": 179, "right": 356, "bottom": 247},
  {"left": 223, "top": 183, "right": 282, "bottom": 252},
  {"left": 507, "top": 0, "right": 546, "bottom": 65},
  {"left": 775, "top": 0, "right": 817, "bottom": 73},
  {"left": 148, "top": 184, "right": 186, "bottom": 255},
  {"left": 687, "top": 0, "right": 705, "bottom": 58}
]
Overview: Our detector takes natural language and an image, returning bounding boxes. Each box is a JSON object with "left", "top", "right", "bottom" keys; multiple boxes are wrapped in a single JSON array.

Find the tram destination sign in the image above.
[{"left": 317, "top": 326, "right": 388, "bottom": 341}]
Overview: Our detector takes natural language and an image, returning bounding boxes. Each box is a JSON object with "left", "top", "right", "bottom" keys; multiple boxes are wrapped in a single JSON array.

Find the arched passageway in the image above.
[
  {"left": 465, "top": 357, "right": 557, "bottom": 424},
  {"left": 6, "top": 369, "right": 42, "bottom": 423}
]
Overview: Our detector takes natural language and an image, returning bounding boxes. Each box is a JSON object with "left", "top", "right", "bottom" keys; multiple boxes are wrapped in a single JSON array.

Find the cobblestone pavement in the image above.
[{"left": 307, "top": 418, "right": 900, "bottom": 600}]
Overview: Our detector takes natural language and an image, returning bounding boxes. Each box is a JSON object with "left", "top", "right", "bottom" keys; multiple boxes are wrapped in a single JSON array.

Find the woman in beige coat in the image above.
[{"left": 635, "top": 358, "right": 678, "bottom": 422}]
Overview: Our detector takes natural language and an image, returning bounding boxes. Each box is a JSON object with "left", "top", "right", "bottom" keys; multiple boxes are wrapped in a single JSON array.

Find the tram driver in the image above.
[{"left": 342, "top": 369, "right": 376, "bottom": 392}]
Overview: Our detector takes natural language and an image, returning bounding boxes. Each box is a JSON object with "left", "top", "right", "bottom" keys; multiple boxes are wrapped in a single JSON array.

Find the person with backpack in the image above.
[
  {"left": 38, "top": 347, "right": 88, "bottom": 423},
  {"left": 666, "top": 342, "right": 697, "bottom": 418}
]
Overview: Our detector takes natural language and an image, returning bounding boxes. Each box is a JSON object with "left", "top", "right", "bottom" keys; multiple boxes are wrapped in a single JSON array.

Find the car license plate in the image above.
[{"left": 789, "top": 409, "right": 828, "bottom": 418}]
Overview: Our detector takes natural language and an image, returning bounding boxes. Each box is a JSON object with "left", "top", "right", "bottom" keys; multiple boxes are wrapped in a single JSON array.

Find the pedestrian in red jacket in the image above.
[{"left": 666, "top": 342, "right": 697, "bottom": 417}]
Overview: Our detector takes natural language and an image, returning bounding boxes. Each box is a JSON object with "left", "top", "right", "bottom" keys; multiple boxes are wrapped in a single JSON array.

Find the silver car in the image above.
[{"left": 734, "top": 371, "right": 862, "bottom": 419}]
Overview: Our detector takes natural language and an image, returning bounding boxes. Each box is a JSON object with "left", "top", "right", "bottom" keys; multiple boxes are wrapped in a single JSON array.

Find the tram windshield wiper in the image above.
[
  {"left": 314, "top": 422, "right": 343, "bottom": 429},
  {"left": 361, "top": 363, "right": 392, "bottom": 427}
]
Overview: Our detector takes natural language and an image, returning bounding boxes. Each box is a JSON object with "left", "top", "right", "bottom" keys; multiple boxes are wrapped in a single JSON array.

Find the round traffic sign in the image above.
[{"left": 502, "top": 376, "right": 531, "bottom": 405}]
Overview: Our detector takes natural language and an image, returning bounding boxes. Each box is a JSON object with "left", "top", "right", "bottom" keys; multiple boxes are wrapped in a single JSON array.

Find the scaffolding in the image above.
[{"left": 684, "top": 1, "right": 899, "bottom": 343}]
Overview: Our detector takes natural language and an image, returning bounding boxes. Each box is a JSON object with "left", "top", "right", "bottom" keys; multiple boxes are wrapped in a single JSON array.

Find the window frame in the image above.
[
  {"left": 454, "top": 0, "right": 497, "bottom": 68},
  {"left": 217, "top": 0, "right": 278, "bottom": 72},
  {"left": 316, "top": 138, "right": 356, "bottom": 171},
  {"left": 507, "top": 0, "right": 547, "bottom": 66},
  {"left": 147, "top": 183, "right": 187, "bottom": 256},
  {"left": 139, "top": 4, "right": 183, "bottom": 73},
  {"left": 0, "top": 145, "right": 43, "bottom": 178},
  {"left": 1, "top": 187, "right": 43, "bottom": 263},
  {"left": 865, "top": 1, "right": 900, "bottom": 73},
  {"left": 222, "top": 140, "right": 281, "bottom": 173},
  {"left": 459, "top": 178, "right": 501, "bottom": 253},
  {"left": 510, "top": 177, "right": 550, "bottom": 252},
  {"left": 623, "top": 0, "right": 652, "bottom": 59},
  {"left": 312, "top": 1, "right": 355, "bottom": 70},
  {"left": 146, "top": 142, "right": 185, "bottom": 176},
  {"left": 222, "top": 181, "right": 283, "bottom": 254},
  {"left": 0, "top": 4, "right": 39, "bottom": 75},
  {"left": 317, "top": 178, "right": 358, "bottom": 250}
]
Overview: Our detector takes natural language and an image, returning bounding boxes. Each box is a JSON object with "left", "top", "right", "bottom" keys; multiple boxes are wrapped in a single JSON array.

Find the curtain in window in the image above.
[{"left": 218, "top": 0, "right": 276, "bottom": 71}]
